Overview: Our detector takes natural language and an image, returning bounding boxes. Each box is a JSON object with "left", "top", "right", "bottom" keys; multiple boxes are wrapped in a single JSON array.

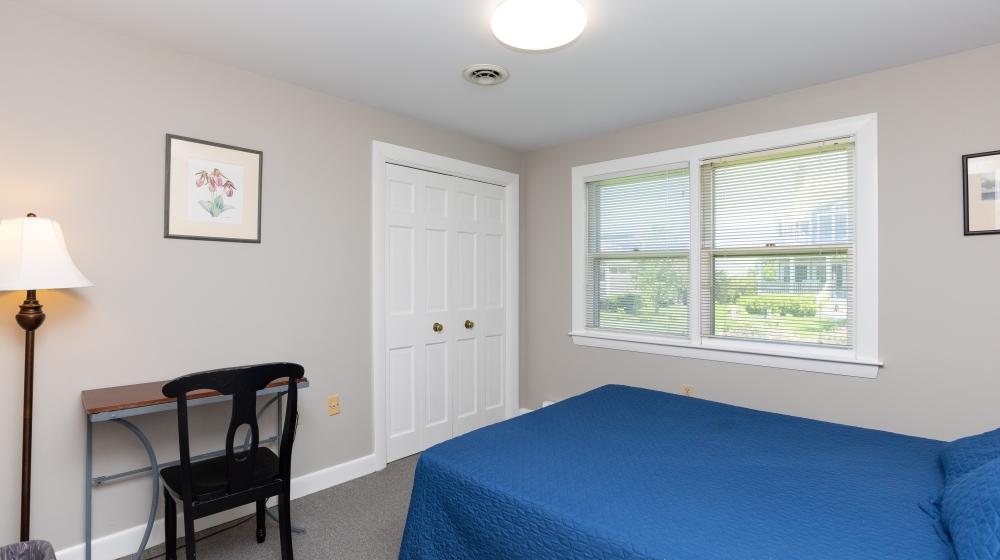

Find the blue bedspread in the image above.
[{"left": 399, "top": 385, "right": 954, "bottom": 559}]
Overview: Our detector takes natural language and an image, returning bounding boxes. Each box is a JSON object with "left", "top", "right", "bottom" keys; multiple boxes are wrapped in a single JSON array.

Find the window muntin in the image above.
[
  {"left": 585, "top": 167, "right": 690, "bottom": 336},
  {"left": 700, "top": 139, "right": 854, "bottom": 347}
]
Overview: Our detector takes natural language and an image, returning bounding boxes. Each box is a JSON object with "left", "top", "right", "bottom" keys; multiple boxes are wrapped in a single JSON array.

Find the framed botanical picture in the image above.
[
  {"left": 164, "top": 134, "right": 263, "bottom": 243},
  {"left": 963, "top": 149, "right": 1000, "bottom": 235}
]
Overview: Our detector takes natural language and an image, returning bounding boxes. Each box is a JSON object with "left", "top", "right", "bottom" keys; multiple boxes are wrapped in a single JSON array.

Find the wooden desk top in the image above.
[{"left": 81, "top": 377, "right": 308, "bottom": 415}]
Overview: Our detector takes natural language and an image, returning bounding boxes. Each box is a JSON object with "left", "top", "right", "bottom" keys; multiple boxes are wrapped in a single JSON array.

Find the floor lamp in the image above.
[{"left": 0, "top": 214, "right": 91, "bottom": 541}]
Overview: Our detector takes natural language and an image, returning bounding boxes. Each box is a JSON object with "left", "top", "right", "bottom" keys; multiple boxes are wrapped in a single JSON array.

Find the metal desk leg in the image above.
[
  {"left": 264, "top": 509, "right": 305, "bottom": 534},
  {"left": 244, "top": 394, "right": 282, "bottom": 450},
  {"left": 276, "top": 395, "right": 283, "bottom": 450},
  {"left": 86, "top": 421, "right": 93, "bottom": 560},
  {"left": 110, "top": 419, "right": 160, "bottom": 560}
]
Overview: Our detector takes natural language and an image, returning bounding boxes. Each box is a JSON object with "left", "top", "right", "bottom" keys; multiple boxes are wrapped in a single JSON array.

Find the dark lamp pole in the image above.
[
  {"left": 15, "top": 290, "right": 44, "bottom": 542},
  {"left": 0, "top": 213, "right": 91, "bottom": 542}
]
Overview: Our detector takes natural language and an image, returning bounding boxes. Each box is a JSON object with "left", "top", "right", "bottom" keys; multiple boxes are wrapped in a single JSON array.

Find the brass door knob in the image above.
[
  {"left": 465, "top": 320, "right": 474, "bottom": 329},
  {"left": 432, "top": 323, "right": 443, "bottom": 332}
]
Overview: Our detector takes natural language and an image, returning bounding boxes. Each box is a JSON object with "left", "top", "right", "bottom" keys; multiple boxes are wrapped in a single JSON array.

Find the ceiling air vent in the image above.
[{"left": 463, "top": 64, "right": 510, "bottom": 86}]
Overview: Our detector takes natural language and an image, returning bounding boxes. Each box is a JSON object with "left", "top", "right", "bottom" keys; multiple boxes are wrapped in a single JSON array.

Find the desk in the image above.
[{"left": 82, "top": 377, "right": 309, "bottom": 560}]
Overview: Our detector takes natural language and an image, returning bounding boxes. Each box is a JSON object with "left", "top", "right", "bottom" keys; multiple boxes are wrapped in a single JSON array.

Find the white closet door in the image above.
[
  {"left": 451, "top": 176, "right": 483, "bottom": 437},
  {"left": 451, "top": 177, "right": 507, "bottom": 435},
  {"left": 385, "top": 165, "right": 505, "bottom": 461},
  {"left": 385, "top": 164, "right": 422, "bottom": 462},
  {"left": 479, "top": 181, "right": 507, "bottom": 427},
  {"left": 420, "top": 170, "right": 454, "bottom": 450}
]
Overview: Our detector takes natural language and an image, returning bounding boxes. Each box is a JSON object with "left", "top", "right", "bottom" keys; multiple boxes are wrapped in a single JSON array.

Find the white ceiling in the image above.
[{"left": 15, "top": 0, "right": 1000, "bottom": 151}]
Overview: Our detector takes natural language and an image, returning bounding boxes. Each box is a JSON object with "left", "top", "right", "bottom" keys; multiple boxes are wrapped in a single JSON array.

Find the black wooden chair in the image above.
[{"left": 159, "top": 362, "right": 304, "bottom": 560}]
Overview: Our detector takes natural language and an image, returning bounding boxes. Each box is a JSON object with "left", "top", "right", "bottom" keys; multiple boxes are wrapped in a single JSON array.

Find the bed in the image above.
[{"left": 398, "top": 384, "right": 954, "bottom": 559}]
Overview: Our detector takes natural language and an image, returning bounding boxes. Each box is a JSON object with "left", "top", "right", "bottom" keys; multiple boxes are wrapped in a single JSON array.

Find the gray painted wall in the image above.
[
  {"left": 520, "top": 43, "right": 1000, "bottom": 444},
  {"left": 0, "top": 1, "right": 519, "bottom": 549}
]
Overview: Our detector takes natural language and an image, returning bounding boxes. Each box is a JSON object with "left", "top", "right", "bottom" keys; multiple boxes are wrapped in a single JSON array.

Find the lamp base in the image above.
[{"left": 16, "top": 290, "right": 44, "bottom": 542}]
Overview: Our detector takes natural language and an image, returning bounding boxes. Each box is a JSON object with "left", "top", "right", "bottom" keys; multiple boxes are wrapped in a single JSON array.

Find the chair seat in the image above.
[{"left": 161, "top": 448, "right": 280, "bottom": 501}]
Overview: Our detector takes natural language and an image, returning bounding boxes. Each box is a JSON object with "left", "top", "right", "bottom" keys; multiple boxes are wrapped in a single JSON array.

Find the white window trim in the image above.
[{"left": 570, "top": 114, "right": 880, "bottom": 378}]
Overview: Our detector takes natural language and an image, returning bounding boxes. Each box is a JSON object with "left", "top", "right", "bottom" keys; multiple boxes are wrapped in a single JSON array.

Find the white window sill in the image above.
[{"left": 568, "top": 330, "right": 882, "bottom": 378}]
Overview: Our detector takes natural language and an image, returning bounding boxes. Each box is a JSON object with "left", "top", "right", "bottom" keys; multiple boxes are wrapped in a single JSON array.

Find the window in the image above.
[
  {"left": 701, "top": 139, "right": 854, "bottom": 347},
  {"left": 586, "top": 167, "right": 690, "bottom": 336},
  {"left": 570, "top": 115, "right": 880, "bottom": 377}
]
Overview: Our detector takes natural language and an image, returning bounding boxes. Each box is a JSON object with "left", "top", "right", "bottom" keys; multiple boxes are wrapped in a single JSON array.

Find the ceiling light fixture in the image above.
[
  {"left": 491, "top": 0, "right": 587, "bottom": 51},
  {"left": 463, "top": 64, "right": 510, "bottom": 86}
]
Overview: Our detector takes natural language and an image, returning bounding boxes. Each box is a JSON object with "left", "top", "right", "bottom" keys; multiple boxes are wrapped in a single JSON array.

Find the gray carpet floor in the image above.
[{"left": 121, "top": 454, "right": 419, "bottom": 560}]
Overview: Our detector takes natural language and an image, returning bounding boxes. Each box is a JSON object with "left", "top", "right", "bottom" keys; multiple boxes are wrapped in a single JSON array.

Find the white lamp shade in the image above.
[{"left": 0, "top": 217, "right": 92, "bottom": 291}]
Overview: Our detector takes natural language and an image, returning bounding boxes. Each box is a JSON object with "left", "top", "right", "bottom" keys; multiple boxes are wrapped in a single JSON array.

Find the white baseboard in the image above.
[
  {"left": 289, "top": 454, "right": 376, "bottom": 500},
  {"left": 518, "top": 408, "right": 533, "bottom": 415},
  {"left": 56, "top": 454, "right": 377, "bottom": 560}
]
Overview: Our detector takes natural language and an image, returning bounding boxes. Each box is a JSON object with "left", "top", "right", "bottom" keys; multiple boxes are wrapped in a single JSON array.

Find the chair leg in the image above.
[
  {"left": 183, "top": 505, "right": 197, "bottom": 560},
  {"left": 256, "top": 500, "right": 267, "bottom": 543},
  {"left": 164, "top": 489, "right": 177, "bottom": 560},
  {"left": 278, "top": 491, "right": 293, "bottom": 560}
]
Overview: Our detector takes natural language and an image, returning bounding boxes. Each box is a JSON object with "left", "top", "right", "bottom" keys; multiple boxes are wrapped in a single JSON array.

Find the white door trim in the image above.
[{"left": 372, "top": 141, "right": 519, "bottom": 471}]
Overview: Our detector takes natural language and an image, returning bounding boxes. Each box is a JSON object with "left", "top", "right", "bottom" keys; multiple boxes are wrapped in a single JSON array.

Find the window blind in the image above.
[
  {"left": 700, "top": 138, "right": 854, "bottom": 347},
  {"left": 586, "top": 167, "right": 690, "bottom": 336}
]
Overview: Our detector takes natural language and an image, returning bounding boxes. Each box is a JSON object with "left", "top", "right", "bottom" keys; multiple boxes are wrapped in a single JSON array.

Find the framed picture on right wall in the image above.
[{"left": 964, "top": 149, "right": 1000, "bottom": 235}]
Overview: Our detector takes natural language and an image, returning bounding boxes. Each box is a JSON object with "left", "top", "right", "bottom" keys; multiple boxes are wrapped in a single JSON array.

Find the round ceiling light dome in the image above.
[
  {"left": 491, "top": 0, "right": 587, "bottom": 51},
  {"left": 463, "top": 64, "right": 510, "bottom": 86}
]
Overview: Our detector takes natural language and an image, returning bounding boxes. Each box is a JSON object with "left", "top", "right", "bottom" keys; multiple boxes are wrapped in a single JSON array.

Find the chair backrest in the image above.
[{"left": 162, "top": 362, "right": 304, "bottom": 498}]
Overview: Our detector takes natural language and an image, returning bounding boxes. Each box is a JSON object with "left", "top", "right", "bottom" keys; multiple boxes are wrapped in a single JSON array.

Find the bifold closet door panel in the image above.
[
  {"left": 480, "top": 181, "right": 507, "bottom": 428},
  {"left": 420, "top": 170, "right": 454, "bottom": 450},
  {"left": 452, "top": 176, "right": 483, "bottom": 438},
  {"left": 386, "top": 164, "right": 425, "bottom": 462}
]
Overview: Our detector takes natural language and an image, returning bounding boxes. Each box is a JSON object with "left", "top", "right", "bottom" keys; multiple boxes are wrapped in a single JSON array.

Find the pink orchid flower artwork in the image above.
[{"left": 194, "top": 168, "right": 237, "bottom": 217}]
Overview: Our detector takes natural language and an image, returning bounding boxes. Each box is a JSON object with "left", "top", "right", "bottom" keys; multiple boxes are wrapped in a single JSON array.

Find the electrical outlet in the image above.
[
  {"left": 328, "top": 395, "right": 340, "bottom": 416},
  {"left": 682, "top": 384, "right": 694, "bottom": 397}
]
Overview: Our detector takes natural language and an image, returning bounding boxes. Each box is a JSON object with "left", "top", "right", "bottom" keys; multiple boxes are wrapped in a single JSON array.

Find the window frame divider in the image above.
[
  {"left": 688, "top": 158, "right": 702, "bottom": 347},
  {"left": 589, "top": 250, "right": 691, "bottom": 260}
]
